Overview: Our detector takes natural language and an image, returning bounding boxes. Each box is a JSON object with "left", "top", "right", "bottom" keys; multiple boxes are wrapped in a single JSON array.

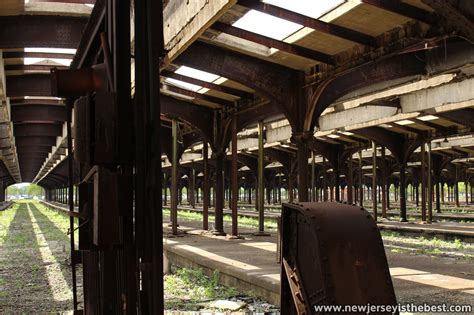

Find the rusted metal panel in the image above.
[
  {"left": 73, "top": 96, "right": 90, "bottom": 163},
  {"left": 281, "top": 202, "right": 397, "bottom": 314},
  {"left": 93, "top": 92, "right": 116, "bottom": 164},
  {"left": 91, "top": 167, "right": 120, "bottom": 246},
  {"left": 51, "top": 65, "right": 108, "bottom": 97}
]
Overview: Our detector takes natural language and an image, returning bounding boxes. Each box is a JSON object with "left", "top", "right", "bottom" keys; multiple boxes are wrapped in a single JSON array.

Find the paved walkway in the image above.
[{"left": 163, "top": 223, "right": 474, "bottom": 312}]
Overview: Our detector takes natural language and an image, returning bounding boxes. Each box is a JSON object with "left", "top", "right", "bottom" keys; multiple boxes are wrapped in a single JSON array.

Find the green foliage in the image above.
[
  {"left": 164, "top": 266, "right": 238, "bottom": 311},
  {"left": 6, "top": 183, "right": 44, "bottom": 198}
]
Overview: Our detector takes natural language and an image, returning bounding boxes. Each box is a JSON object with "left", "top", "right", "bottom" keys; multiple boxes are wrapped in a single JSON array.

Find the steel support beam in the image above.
[
  {"left": 421, "top": 143, "right": 427, "bottom": 222},
  {"left": 0, "top": 15, "right": 87, "bottom": 48},
  {"left": 372, "top": 141, "right": 377, "bottom": 221},
  {"left": 171, "top": 118, "right": 178, "bottom": 235},
  {"left": 399, "top": 163, "right": 408, "bottom": 222},
  {"left": 237, "top": 0, "right": 377, "bottom": 47},
  {"left": 203, "top": 142, "right": 209, "bottom": 230},
  {"left": 212, "top": 21, "right": 335, "bottom": 64},
  {"left": 231, "top": 116, "right": 238, "bottom": 236},
  {"left": 427, "top": 141, "right": 433, "bottom": 223}
]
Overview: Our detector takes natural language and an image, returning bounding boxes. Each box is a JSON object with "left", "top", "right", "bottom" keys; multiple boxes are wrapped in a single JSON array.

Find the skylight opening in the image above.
[
  {"left": 165, "top": 78, "right": 201, "bottom": 92},
  {"left": 233, "top": 10, "right": 302, "bottom": 40},
  {"left": 395, "top": 120, "right": 415, "bottom": 126},
  {"left": 418, "top": 115, "right": 439, "bottom": 121},
  {"left": 24, "top": 48, "right": 76, "bottom": 54},
  {"left": 175, "top": 66, "right": 219, "bottom": 83},
  {"left": 24, "top": 58, "right": 72, "bottom": 67},
  {"left": 262, "top": 0, "right": 345, "bottom": 19}
]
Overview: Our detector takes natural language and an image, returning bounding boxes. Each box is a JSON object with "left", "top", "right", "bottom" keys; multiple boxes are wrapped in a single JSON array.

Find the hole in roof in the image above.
[
  {"left": 24, "top": 48, "right": 76, "bottom": 54},
  {"left": 175, "top": 66, "right": 220, "bottom": 82},
  {"left": 165, "top": 66, "right": 226, "bottom": 95},
  {"left": 165, "top": 78, "right": 201, "bottom": 92},
  {"left": 24, "top": 58, "right": 72, "bottom": 67},
  {"left": 262, "top": 0, "right": 345, "bottom": 19},
  {"left": 233, "top": 10, "right": 302, "bottom": 40}
]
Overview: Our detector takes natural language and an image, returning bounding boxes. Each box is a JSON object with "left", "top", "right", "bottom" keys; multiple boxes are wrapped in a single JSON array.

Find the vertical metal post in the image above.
[
  {"left": 421, "top": 143, "right": 427, "bottom": 222},
  {"left": 66, "top": 99, "right": 78, "bottom": 311},
  {"left": 231, "top": 116, "right": 238, "bottom": 236},
  {"left": 455, "top": 164, "right": 460, "bottom": 207},
  {"left": 323, "top": 157, "right": 328, "bottom": 201},
  {"left": 335, "top": 164, "right": 340, "bottom": 202},
  {"left": 400, "top": 163, "right": 408, "bottom": 222},
  {"left": 214, "top": 151, "right": 225, "bottom": 235},
  {"left": 171, "top": 118, "right": 178, "bottom": 235},
  {"left": 190, "top": 169, "right": 196, "bottom": 208},
  {"left": 359, "top": 151, "right": 363, "bottom": 207},
  {"left": 311, "top": 151, "right": 315, "bottom": 202},
  {"left": 381, "top": 147, "right": 387, "bottom": 218},
  {"left": 372, "top": 141, "right": 377, "bottom": 221},
  {"left": 163, "top": 173, "right": 167, "bottom": 206},
  {"left": 348, "top": 152, "right": 353, "bottom": 204},
  {"left": 427, "top": 141, "right": 433, "bottom": 223},
  {"left": 203, "top": 142, "right": 209, "bottom": 230},
  {"left": 257, "top": 120, "right": 266, "bottom": 234},
  {"left": 296, "top": 136, "right": 309, "bottom": 202}
]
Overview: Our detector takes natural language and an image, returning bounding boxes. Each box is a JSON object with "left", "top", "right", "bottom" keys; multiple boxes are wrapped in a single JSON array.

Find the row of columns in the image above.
[{"left": 165, "top": 125, "right": 472, "bottom": 234}]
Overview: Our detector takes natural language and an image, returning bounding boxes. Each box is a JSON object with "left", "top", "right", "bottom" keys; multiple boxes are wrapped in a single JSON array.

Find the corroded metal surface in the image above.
[{"left": 281, "top": 202, "right": 397, "bottom": 314}]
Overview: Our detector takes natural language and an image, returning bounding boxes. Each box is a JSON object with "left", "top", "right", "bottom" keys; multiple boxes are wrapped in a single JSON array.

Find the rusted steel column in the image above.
[
  {"left": 231, "top": 116, "right": 238, "bottom": 236},
  {"left": 171, "top": 118, "right": 179, "bottom": 235},
  {"left": 163, "top": 173, "right": 167, "bottom": 206},
  {"left": 257, "top": 120, "right": 266, "bottom": 234},
  {"left": 203, "top": 142, "right": 209, "bottom": 230},
  {"left": 421, "top": 143, "right": 427, "bottom": 222},
  {"left": 190, "top": 169, "right": 196, "bottom": 208},
  {"left": 214, "top": 149, "right": 225, "bottom": 235},
  {"left": 348, "top": 153, "right": 354, "bottom": 204},
  {"left": 386, "top": 179, "right": 390, "bottom": 210},
  {"left": 399, "top": 163, "right": 408, "bottom": 222},
  {"left": 455, "top": 165, "right": 460, "bottom": 208},
  {"left": 294, "top": 133, "right": 309, "bottom": 202},
  {"left": 66, "top": 99, "right": 78, "bottom": 310},
  {"left": 323, "top": 157, "right": 328, "bottom": 201},
  {"left": 427, "top": 141, "right": 433, "bottom": 223},
  {"left": 381, "top": 147, "right": 387, "bottom": 218},
  {"left": 435, "top": 179, "right": 441, "bottom": 213},
  {"left": 311, "top": 151, "right": 315, "bottom": 202},
  {"left": 372, "top": 141, "right": 377, "bottom": 221},
  {"left": 335, "top": 164, "right": 341, "bottom": 202},
  {"left": 359, "top": 151, "right": 363, "bottom": 207},
  {"left": 465, "top": 178, "right": 469, "bottom": 205},
  {"left": 278, "top": 174, "right": 282, "bottom": 203}
]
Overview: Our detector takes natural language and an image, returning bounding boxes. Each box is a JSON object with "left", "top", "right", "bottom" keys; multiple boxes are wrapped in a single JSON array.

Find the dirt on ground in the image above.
[{"left": 0, "top": 201, "right": 81, "bottom": 314}]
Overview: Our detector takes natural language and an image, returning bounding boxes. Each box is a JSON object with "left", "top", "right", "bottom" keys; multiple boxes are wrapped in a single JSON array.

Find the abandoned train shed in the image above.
[{"left": 0, "top": 0, "right": 474, "bottom": 313}]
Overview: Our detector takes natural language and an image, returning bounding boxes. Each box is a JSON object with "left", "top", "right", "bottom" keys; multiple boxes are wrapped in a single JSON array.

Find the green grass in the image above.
[
  {"left": 165, "top": 266, "right": 238, "bottom": 311},
  {"left": 381, "top": 231, "right": 474, "bottom": 261},
  {"left": 163, "top": 208, "right": 278, "bottom": 229}
]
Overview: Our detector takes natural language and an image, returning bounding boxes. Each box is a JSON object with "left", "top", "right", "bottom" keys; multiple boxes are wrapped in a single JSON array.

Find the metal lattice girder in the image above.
[{"left": 0, "top": 15, "right": 88, "bottom": 48}]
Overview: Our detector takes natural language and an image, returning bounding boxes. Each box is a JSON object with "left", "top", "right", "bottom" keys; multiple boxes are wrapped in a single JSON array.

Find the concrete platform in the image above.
[{"left": 163, "top": 224, "right": 474, "bottom": 309}]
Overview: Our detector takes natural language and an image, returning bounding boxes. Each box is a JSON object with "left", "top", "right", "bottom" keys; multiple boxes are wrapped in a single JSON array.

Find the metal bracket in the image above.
[{"left": 283, "top": 257, "right": 310, "bottom": 315}]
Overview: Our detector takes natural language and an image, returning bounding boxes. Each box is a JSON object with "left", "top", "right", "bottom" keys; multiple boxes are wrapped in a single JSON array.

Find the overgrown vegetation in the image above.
[
  {"left": 165, "top": 266, "right": 238, "bottom": 311},
  {"left": 0, "top": 201, "right": 78, "bottom": 313},
  {"left": 381, "top": 231, "right": 474, "bottom": 261},
  {"left": 163, "top": 208, "right": 278, "bottom": 229}
]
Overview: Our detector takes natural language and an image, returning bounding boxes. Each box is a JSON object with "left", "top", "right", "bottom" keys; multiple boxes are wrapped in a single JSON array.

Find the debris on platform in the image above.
[{"left": 207, "top": 299, "right": 246, "bottom": 311}]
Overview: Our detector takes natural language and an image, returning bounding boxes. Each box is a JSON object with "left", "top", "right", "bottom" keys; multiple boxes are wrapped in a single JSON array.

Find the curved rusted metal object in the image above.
[{"left": 281, "top": 202, "right": 397, "bottom": 314}]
